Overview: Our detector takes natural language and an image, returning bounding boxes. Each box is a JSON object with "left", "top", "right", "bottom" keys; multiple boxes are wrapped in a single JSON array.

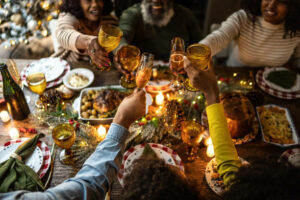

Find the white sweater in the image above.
[{"left": 201, "top": 10, "right": 300, "bottom": 67}]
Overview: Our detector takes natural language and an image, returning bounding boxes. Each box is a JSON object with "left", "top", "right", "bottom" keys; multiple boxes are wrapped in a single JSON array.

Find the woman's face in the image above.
[
  {"left": 80, "top": 0, "right": 104, "bottom": 22},
  {"left": 261, "top": 0, "right": 288, "bottom": 24}
]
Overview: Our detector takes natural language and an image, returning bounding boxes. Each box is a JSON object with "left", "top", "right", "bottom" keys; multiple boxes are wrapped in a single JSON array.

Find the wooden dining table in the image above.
[{"left": 0, "top": 58, "right": 299, "bottom": 200}]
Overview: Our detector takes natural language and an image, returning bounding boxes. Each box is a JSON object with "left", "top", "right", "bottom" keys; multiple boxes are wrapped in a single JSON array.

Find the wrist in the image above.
[
  {"left": 204, "top": 86, "right": 220, "bottom": 106},
  {"left": 113, "top": 115, "right": 131, "bottom": 130}
]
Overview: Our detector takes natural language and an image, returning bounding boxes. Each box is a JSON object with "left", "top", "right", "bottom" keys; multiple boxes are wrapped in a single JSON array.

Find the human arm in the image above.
[
  {"left": 55, "top": 13, "right": 109, "bottom": 68},
  {"left": 200, "top": 10, "right": 247, "bottom": 56},
  {"left": 0, "top": 90, "right": 146, "bottom": 200},
  {"left": 184, "top": 59, "right": 241, "bottom": 187}
]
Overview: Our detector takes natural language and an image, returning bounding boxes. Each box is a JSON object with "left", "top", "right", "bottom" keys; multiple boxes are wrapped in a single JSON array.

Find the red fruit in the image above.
[{"left": 19, "top": 128, "right": 27, "bottom": 133}]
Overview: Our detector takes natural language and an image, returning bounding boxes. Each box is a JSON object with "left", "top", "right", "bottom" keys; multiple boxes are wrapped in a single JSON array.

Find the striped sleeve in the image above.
[{"left": 200, "top": 10, "right": 247, "bottom": 56}]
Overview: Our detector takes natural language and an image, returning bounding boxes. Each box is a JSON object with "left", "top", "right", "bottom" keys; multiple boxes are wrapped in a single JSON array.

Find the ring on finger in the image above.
[{"left": 90, "top": 49, "right": 96, "bottom": 54}]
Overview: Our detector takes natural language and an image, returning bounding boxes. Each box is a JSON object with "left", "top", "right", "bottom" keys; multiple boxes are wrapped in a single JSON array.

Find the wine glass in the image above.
[
  {"left": 52, "top": 123, "right": 76, "bottom": 165},
  {"left": 26, "top": 72, "right": 47, "bottom": 107},
  {"left": 91, "top": 24, "right": 123, "bottom": 70},
  {"left": 136, "top": 52, "right": 154, "bottom": 89},
  {"left": 181, "top": 120, "right": 204, "bottom": 161},
  {"left": 118, "top": 45, "right": 141, "bottom": 89},
  {"left": 184, "top": 44, "right": 211, "bottom": 92},
  {"left": 170, "top": 37, "right": 185, "bottom": 90}
]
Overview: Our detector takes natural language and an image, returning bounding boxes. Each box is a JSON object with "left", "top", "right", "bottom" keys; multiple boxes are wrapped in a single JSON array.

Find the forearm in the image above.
[
  {"left": 206, "top": 104, "right": 241, "bottom": 187},
  {"left": 0, "top": 123, "right": 129, "bottom": 200},
  {"left": 75, "top": 35, "right": 97, "bottom": 53}
]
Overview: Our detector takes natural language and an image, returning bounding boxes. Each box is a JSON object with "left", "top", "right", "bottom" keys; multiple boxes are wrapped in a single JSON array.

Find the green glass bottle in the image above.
[{"left": 0, "top": 63, "right": 30, "bottom": 120}]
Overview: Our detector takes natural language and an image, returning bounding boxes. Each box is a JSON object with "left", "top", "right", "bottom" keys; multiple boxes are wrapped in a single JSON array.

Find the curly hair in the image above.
[
  {"left": 60, "top": 0, "right": 113, "bottom": 19},
  {"left": 123, "top": 157, "right": 201, "bottom": 200},
  {"left": 223, "top": 161, "right": 300, "bottom": 200},
  {"left": 241, "top": 0, "right": 300, "bottom": 38}
]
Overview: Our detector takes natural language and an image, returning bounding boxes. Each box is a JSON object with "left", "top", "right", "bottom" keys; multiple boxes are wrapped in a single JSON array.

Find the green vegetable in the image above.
[{"left": 266, "top": 70, "right": 297, "bottom": 89}]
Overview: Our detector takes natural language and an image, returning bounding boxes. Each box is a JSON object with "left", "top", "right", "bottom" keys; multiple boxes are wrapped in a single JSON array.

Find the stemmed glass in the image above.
[
  {"left": 26, "top": 72, "right": 47, "bottom": 107},
  {"left": 118, "top": 45, "right": 141, "bottom": 89},
  {"left": 184, "top": 44, "right": 211, "bottom": 92},
  {"left": 169, "top": 37, "right": 185, "bottom": 90},
  {"left": 181, "top": 120, "right": 204, "bottom": 161},
  {"left": 136, "top": 53, "right": 154, "bottom": 89},
  {"left": 52, "top": 123, "right": 76, "bottom": 165},
  {"left": 92, "top": 24, "right": 123, "bottom": 70}
]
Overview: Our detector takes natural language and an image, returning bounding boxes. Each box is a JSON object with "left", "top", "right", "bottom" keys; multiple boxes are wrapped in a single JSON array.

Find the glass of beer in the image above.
[
  {"left": 136, "top": 52, "right": 154, "bottom": 89},
  {"left": 26, "top": 72, "right": 47, "bottom": 107},
  {"left": 170, "top": 37, "right": 185, "bottom": 90},
  {"left": 181, "top": 120, "right": 204, "bottom": 161},
  {"left": 118, "top": 45, "right": 141, "bottom": 89},
  {"left": 184, "top": 43, "right": 211, "bottom": 92},
  {"left": 52, "top": 123, "right": 76, "bottom": 165}
]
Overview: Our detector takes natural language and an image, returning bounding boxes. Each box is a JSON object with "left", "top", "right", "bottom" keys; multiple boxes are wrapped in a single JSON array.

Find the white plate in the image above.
[
  {"left": 63, "top": 68, "right": 94, "bottom": 91},
  {"left": 256, "top": 104, "right": 299, "bottom": 147},
  {"left": 263, "top": 67, "right": 300, "bottom": 92},
  {"left": 205, "top": 157, "right": 248, "bottom": 196},
  {"left": 73, "top": 85, "right": 153, "bottom": 124},
  {"left": 278, "top": 148, "right": 300, "bottom": 167},
  {"left": 0, "top": 143, "right": 43, "bottom": 173},
  {"left": 25, "top": 58, "right": 66, "bottom": 82},
  {"left": 118, "top": 143, "right": 184, "bottom": 187}
]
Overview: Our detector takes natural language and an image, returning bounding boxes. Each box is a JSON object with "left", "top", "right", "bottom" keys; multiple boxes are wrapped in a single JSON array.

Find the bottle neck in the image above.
[{"left": 0, "top": 64, "right": 17, "bottom": 86}]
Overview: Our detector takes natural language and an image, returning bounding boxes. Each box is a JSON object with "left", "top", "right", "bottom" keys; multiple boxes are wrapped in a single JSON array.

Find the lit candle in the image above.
[
  {"left": 152, "top": 68, "right": 158, "bottom": 78},
  {"left": 204, "top": 136, "right": 212, "bottom": 147},
  {"left": 0, "top": 111, "right": 10, "bottom": 123},
  {"left": 9, "top": 128, "right": 19, "bottom": 140},
  {"left": 97, "top": 125, "right": 107, "bottom": 141},
  {"left": 206, "top": 144, "right": 215, "bottom": 157},
  {"left": 156, "top": 92, "right": 164, "bottom": 106}
]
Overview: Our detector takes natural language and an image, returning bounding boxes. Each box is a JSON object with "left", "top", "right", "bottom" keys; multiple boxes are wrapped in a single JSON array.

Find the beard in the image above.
[{"left": 141, "top": 0, "right": 174, "bottom": 27}]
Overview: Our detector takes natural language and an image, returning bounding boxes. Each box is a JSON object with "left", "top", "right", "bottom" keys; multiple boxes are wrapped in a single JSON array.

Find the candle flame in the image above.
[{"left": 156, "top": 92, "right": 164, "bottom": 106}]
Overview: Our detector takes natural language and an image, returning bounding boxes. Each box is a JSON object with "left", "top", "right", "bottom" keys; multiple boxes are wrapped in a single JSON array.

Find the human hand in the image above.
[
  {"left": 113, "top": 89, "right": 146, "bottom": 129},
  {"left": 184, "top": 58, "right": 220, "bottom": 105},
  {"left": 87, "top": 38, "right": 111, "bottom": 71}
]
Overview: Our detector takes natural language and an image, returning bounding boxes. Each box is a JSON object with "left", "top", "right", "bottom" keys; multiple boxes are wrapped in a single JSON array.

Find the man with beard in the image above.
[{"left": 116, "top": 0, "right": 201, "bottom": 61}]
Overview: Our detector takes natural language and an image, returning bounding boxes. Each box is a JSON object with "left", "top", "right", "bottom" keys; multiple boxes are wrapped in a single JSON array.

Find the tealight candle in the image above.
[
  {"left": 206, "top": 144, "right": 215, "bottom": 157},
  {"left": 0, "top": 110, "right": 10, "bottom": 123},
  {"left": 9, "top": 128, "right": 19, "bottom": 140},
  {"left": 156, "top": 92, "right": 164, "bottom": 106},
  {"left": 97, "top": 125, "right": 107, "bottom": 141}
]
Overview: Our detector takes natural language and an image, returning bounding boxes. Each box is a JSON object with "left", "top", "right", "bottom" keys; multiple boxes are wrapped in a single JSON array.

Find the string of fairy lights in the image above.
[{"left": 0, "top": 0, "right": 62, "bottom": 48}]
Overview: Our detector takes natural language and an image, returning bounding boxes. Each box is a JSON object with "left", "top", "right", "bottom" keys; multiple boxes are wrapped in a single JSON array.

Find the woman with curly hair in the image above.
[
  {"left": 200, "top": 0, "right": 300, "bottom": 67},
  {"left": 52, "top": 0, "right": 116, "bottom": 69}
]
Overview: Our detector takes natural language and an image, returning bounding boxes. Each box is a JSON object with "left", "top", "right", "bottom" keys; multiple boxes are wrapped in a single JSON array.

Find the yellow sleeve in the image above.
[{"left": 206, "top": 103, "right": 241, "bottom": 187}]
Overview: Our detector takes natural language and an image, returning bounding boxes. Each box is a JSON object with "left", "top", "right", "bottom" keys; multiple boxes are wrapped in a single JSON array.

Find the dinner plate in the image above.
[
  {"left": 256, "top": 104, "right": 299, "bottom": 147},
  {"left": 23, "top": 58, "right": 66, "bottom": 82},
  {"left": 278, "top": 148, "right": 300, "bottom": 167},
  {"left": 262, "top": 67, "right": 300, "bottom": 93},
  {"left": 205, "top": 157, "right": 249, "bottom": 196},
  {"left": 256, "top": 69, "right": 300, "bottom": 99},
  {"left": 0, "top": 142, "right": 43, "bottom": 173},
  {"left": 4, "top": 138, "right": 51, "bottom": 178},
  {"left": 201, "top": 110, "right": 259, "bottom": 145},
  {"left": 118, "top": 143, "right": 184, "bottom": 187}
]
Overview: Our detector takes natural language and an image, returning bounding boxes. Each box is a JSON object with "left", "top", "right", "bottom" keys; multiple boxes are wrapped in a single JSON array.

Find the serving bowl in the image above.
[{"left": 63, "top": 68, "right": 94, "bottom": 91}]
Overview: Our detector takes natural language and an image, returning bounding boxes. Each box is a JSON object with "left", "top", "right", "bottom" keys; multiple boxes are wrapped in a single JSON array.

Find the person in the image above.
[
  {"left": 52, "top": 0, "right": 116, "bottom": 69},
  {"left": 116, "top": 0, "right": 201, "bottom": 62},
  {"left": 200, "top": 0, "right": 300, "bottom": 67}
]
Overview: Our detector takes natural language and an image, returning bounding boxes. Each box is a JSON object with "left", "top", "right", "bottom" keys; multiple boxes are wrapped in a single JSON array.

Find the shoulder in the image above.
[
  {"left": 58, "top": 12, "right": 80, "bottom": 23},
  {"left": 227, "top": 9, "right": 249, "bottom": 25},
  {"left": 173, "top": 4, "right": 195, "bottom": 18},
  {"left": 121, "top": 3, "right": 142, "bottom": 17}
]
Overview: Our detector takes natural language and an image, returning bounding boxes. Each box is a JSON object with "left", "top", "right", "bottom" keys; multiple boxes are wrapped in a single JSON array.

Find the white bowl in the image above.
[{"left": 63, "top": 68, "right": 94, "bottom": 91}]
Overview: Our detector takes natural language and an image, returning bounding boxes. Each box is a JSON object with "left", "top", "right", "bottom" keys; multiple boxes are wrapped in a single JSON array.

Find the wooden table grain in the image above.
[{"left": 0, "top": 59, "right": 299, "bottom": 200}]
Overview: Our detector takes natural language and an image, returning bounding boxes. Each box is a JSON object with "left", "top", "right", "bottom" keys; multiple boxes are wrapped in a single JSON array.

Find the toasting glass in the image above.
[
  {"left": 136, "top": 52, "right": 154, "bottom": 89},
  {"left": 169, "top": 37, "right": 185, "bottom": 90},
  {"left": 118, "top": 45, "right": 141, "bottom": 89},
  {"left": 26, "top": 72, "right": 47, "bottom": 107},
  {"left": 184, "top": 44, "right": 211, "bottom": 92}
]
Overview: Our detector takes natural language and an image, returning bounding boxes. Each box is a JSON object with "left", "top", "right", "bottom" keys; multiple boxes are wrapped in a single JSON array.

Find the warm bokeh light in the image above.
[
  {"left": 9, "top": 128, "right": 19, "bottom": 140},
  {"left": 156, "top": 92, "right": 164, "bottom": 105},
  {"left": 206, "top": 144, "right": 215, "bottom": 157},
  {"left": 97, "top": 125, "right": 107, "bottom": 141}
]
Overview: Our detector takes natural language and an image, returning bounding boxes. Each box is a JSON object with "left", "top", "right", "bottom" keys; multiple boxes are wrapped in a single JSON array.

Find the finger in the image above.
[{"left": 183, "top": 56, "right": 190, "bottom": 70}]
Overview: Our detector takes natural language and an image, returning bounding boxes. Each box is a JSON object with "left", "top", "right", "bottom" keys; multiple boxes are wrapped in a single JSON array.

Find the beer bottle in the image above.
[{"left": 0, "top": 63, "right": 30, "bottom": 120}]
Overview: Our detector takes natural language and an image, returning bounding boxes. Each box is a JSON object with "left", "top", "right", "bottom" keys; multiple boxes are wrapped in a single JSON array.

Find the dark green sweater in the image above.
[{"left": 118, "top": 3, "right": 201, "bottom": 61}]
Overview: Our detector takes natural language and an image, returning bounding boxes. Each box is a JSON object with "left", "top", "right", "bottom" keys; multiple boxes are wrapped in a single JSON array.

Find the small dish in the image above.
[
  {"left": 256, "top": 104, "right": 299, "bottom": 147},
  {"left": 278, "top": 148, "right": 300, "bottom": 167},
  {"left": 63, "top": 68, "right": 94, "bottom": 91}
]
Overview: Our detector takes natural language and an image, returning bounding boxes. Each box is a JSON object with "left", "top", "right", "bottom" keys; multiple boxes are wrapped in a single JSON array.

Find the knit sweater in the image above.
[
  {"left": 52, "top": 13, "right": 117, "bottom": 62},
  {"left": 118, "top": 3, "right": 201, "bottom": 61},
  {"left": 201, "top": 10, "right": 300, "bottom": 67}
]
